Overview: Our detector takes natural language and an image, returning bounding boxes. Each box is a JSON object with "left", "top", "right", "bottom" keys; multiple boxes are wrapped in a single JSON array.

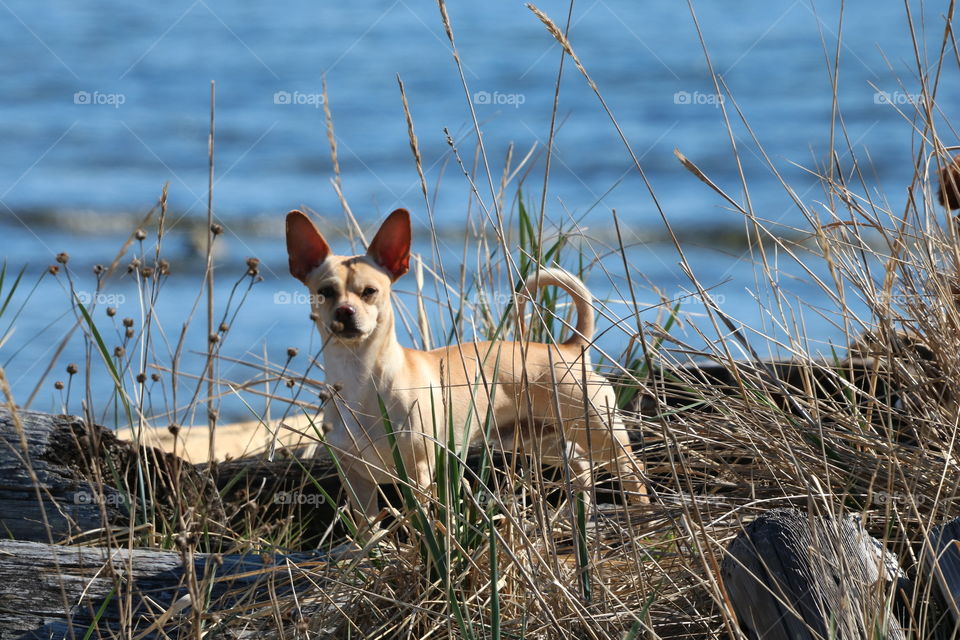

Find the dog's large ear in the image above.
[
  {"left": 367, "top": 208, "right": 411, "bottom": 281},
  {"left": 286, "top": 210, "right": 331, "bottom": 282}
]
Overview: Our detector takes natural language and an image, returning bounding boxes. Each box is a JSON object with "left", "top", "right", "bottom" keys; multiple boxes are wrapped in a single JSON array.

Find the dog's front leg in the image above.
[
  {"left": 345, "top": 470, "right": 380, "bottom": 526},
  {"left": 412, "top": 458, "right": 436, "bottom": 508}
]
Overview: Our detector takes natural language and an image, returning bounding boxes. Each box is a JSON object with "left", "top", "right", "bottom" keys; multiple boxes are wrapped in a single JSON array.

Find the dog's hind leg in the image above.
[{"left": 570, "top": 406, "right": 649, "bottom": 505}]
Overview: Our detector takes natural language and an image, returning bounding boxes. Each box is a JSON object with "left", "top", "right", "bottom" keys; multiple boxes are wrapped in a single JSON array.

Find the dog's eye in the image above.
[
  {"left": 317, "top": 286, "right": 336, "bottom": 300},
  {"left": 361, "top": 287, "right": 377, "bottom": 299}
]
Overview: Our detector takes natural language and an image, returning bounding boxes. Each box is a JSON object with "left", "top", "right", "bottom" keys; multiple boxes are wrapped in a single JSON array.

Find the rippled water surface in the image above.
[{"left": 0, "top": 2, "right": 950, "bottom": 418}]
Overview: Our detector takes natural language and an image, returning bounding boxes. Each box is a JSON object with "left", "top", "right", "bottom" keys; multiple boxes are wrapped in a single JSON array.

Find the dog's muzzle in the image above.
[{"left": 330, "top": 304, "right": 362, "bottom": 337}]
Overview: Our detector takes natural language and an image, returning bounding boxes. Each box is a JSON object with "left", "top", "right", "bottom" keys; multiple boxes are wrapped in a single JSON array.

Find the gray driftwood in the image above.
[
  {"left": 925, "top": 516, "right": 960, "bottom": 633},
  {"left": 0, "top": 538, "right": 328, "bottom": 639},
  {"left": 721, "top": 508, "right": 906, "bottom": 640},
  {"left": 0, "top": 409, "right": 130, "bottom": 541},
  {"left": 0, "top": 408, "right": 220, "bottom": 543}
]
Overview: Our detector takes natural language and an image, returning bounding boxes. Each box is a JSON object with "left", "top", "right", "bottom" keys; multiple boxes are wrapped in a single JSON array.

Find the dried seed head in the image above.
[
  {"left": 93, "top": 264, "right": 104, "bottom": 276},
  {"left": 122, "top": 317, "right": 134, "bottom": 328},
  {"left": 125, "top": 328, "right": 134, "bottom": 339},
  {"left": 285, "top": 379, "right": 295, "bottom": 388},
  {"left": 286, "top": 347, "right": 298, "bottom": 358},
  {"left": 151, "top": 373, "right": 160, "bottom": 382},
  {"left": 219, "top": 322, "right": 229, "bottom": 333},
  {"left": 127, "top": 258, "right": 140, "bottom": 273},
  {"left": 48, "top": 265, "right": 60, "bottom": 275},
  {"left": 211, "top": 223, "right": 223, "bottom": 236},
  {"left": 140, "top": 266, "right": 154, "bottom": 278},
  {"left": 66, "top": 363, "right": 78, "bottom": 375},
  {"left": 136, "top": 373, "right": 146, "bottom": 384},
  {"left": 54, "top": 381, "right": 64, "bottom": 390},
  {"left": 168, "top": 423, "right": 180, "bottom": 436},
  {"left": 158, "top": 259, "right": 170, "bottom": 275},
  {"left": 134, "top": 228, "right": 147, "bottom": 241},
  {"left": 106, "top": 307, "right": 117, "bottom": 317},
  {"left": 55, "top": 252, "right": 69, "bottom": 264},
  {"left": 209, "top": 333, "right": 220, "bottom": 344},
  {"left": 113, "top": 346, "right": 125, "bottom": 358}
]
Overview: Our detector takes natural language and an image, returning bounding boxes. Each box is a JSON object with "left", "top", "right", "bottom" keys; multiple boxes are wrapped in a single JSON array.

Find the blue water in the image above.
[{"left": 0, "top": 1, "right": 951, "bottom": 421}]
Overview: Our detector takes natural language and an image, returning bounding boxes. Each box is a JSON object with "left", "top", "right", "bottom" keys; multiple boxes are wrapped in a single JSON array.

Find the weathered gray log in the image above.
[
  {"left": 0, "top": 538, "right": 328, "bottom": 639},
  {"left": 0, "top": 409, "right": 130, "bottom": 541},
  {"left": 0, "top": 409, "right": 221, "bottom": 543},
  {"left": 925, "top": 516, "right": 960, "bottom": 633},
  {"left": 721, "top": 508, "right": 906, "bottom": 640}
]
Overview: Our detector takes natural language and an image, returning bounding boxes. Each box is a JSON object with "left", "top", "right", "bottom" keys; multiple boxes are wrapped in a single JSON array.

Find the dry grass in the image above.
[{"left": 3, "top": 3, "right": 960, "bottom": 639}]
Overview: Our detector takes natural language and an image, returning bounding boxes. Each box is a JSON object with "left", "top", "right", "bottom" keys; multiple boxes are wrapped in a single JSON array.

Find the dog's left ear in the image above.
[{"left": 367, "top": 208, "right": 411, "bottom": 281}]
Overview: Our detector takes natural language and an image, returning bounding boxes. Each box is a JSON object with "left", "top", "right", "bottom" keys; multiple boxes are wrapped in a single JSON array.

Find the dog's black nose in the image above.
[{"left": 334, "top": 305, "right": 356, "bottom": 322}]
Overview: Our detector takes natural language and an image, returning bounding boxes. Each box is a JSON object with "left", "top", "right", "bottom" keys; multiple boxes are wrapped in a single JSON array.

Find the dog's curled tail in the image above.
[{"left": 519, "top": 267, "right": 595, "bottom": 345}]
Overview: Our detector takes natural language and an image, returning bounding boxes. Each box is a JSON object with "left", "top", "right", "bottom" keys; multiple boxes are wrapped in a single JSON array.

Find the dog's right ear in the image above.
[{"left": 286, "top": 210, "right": 330, "bottom": 282}]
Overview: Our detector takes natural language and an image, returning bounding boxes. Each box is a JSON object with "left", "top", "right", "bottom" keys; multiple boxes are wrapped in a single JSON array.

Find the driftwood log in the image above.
[
  {"left": 0, "top": 408, "right": 349, "bottom": 545},
  {"left": 0, "top": 539, "right": 329, "bottom": 639},
  {"left": 721, "top": 508, "right": 907, "bottom": 640},
  {"left": 0, "top": 409, "right": 222, "bottom": 543},
  {"left": 0, "top": 409, "right": 125, "bottom": 541},
  {"left": 926, "top": 517, "right": 960, "bottom": 634},
  {"left": 723, "top": 511, "right": 960, "bottom": 639}
]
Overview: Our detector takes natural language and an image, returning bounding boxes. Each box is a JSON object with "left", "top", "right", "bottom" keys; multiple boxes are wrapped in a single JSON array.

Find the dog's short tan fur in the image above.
[{"left": 286, "top": 208, "right": 646, "bottom": 519}]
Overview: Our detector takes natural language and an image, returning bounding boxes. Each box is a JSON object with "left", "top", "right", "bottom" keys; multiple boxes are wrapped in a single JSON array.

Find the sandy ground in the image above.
[{"left": 115, "top": 412, "right": 320, "bottom": 462}]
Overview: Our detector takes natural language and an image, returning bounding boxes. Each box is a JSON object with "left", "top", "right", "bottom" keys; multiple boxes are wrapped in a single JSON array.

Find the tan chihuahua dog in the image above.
[{"left": 286, "top": 208, "right": 647, "bottom": 520}]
